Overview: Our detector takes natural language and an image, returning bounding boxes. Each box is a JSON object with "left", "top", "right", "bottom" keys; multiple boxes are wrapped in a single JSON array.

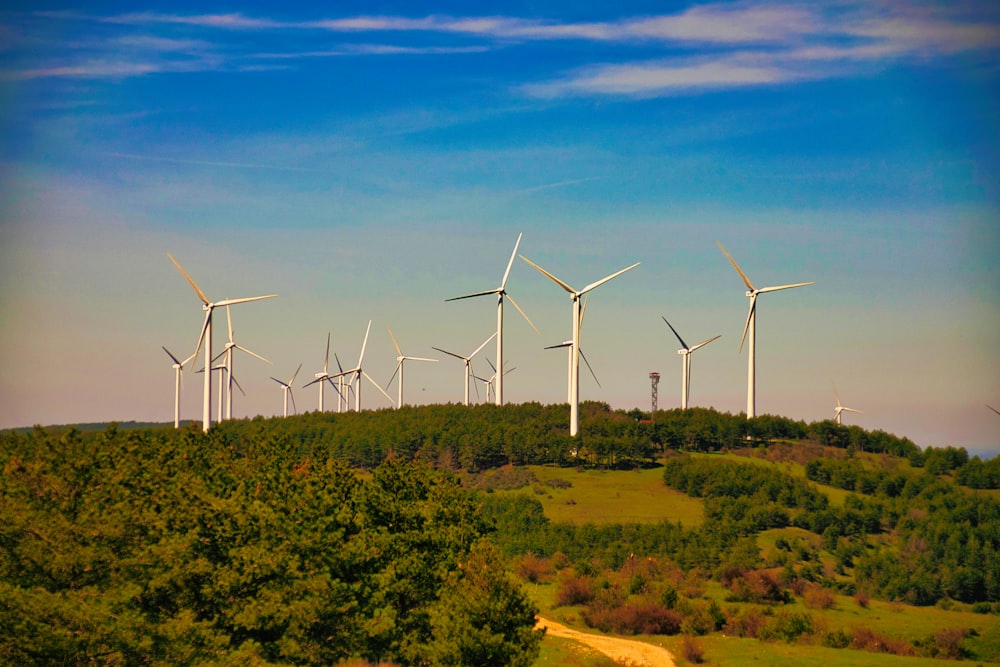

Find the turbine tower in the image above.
[
  {"left": 447, "top": 233, "right": 538, "bottom": 406},
  {"left": 304, "top": 333, "right": 339, "bottom": 412},
  {"left": 432, "top": 332, "right": 496, "bottom": 406},
  {"left": 216, "top": 305, "right": 270, "bottom": 421},
  {"left": 520, "top": 255, "right": 640, "bottom": 436},
  {"left": 716, "top": 242, "right": 813, "bottom": 419},
  {"left": 662, "top": 317, "right": 720, "bottom": 410},
  {"left": 386, "top": 325, "right": 437, "bottom": 408},
  {"left": 833, "top": 382, "right": 862, "bottom": 425},
  {"left": 271, "top": 363, "right": 302, "bottom": 418},
  {"left": 162, "top": 346, "right": 195, "bottom": 429},
  {"left": 168, "top": 253, "right": 276, "bottom": 432},
  {"left": 333, "top": 320, "right": 394, "bottom": 411}
]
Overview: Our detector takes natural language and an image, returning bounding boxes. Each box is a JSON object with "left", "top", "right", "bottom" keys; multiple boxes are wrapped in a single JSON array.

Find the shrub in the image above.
[
  {"left": 681, "top": 635, "right": 705, "bottom": 664},
  {"left": 726, "top": 570, "right": 790, "bottom": 604},
  {"left": 556, "top": 574, "right": 595, "bottom": 607},
  {"left": 854, "top": 591, "right": 869, "bottom": 608},
  {"left": 822, "top": 628, "right": 852, "bottom": 649},
  {"left": 723, "top": 606, "right": 768, "bottom": 639},
  {"left": 933, "top": 628, "right": 969, "bottom": 660},
  {"left": 850, "top": 626, "right": 915, "bottom": 656},
  {"left": 517, "top": 553, "right": 552, "bottom": 584},
  {"left": 803, "top": 586, "right": 836, "bottom": 610},
  {"left": 583, "top": 602, "right": 683, "bottom": 636},
  {"left": 971, "top": 601, "right": 992, "bottom": 614},
  {"left": 758, "top": 611, "right": 814, "bottom": 643}
]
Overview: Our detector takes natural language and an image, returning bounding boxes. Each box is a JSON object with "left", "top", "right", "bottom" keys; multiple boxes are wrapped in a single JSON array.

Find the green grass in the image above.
[{"left": 506, "top": 464, "right": 705, "bottom": 527}]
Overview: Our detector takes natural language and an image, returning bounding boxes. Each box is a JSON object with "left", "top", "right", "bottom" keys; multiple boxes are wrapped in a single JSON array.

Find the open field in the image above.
[{"left": 498, "top": 464, "right": 705, "bottom": 527}]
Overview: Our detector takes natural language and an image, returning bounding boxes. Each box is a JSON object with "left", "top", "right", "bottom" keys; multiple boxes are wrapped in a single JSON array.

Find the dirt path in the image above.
[{"left": 537, "top": 617, "right": 677, "bottom": 667}]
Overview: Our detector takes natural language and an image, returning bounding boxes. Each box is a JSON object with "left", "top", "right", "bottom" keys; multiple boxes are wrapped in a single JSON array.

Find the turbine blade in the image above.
[
  {"left": 579, "top": 262, "right": 640, "bottom": 295},
  {"left": 580, "top": 293, "right": 589, "bottom": 327},
  {"left": 190, "top": 309, "right": 211, "bottom": 369},
  {"left": 303, "top": 374, "right": 327, "bottom": 388},
  {"left": 334, "top": 353, "right": 344, "bottom": 374},
  {"left": 214, "top": 294, "right": 278, "bottom": 307},
  {"left": 716, "top": 241, "right": 756, "bottom": 292},
  {"left": 580, "top": 349, "right": 601, "bottom": 388},
  {"left": 988, "top": 405, "right": 1000, "bottom": 416},
  {"left": 739, "top": 295, "right": 756, "bottom": 354},
  {"left": 289, "top": 390, "right": 297, "bottom": 415},
  {"left": 324, "top": 333, "right": 331, "bottom": 374},
  {"left": 446, "top": 288, "right": 500, "bottom": 301},
  {"left": 545, "top": 341, "right": 572, "bottom": 349},
  {"left": 520, "top": 255, "right": 575, "bottom": 294},
  {"left": 758, "top": 281, "right": 816, "bottom": 293},
  {"left": 289, "top": 363, "right": 302, "bottom": 385},
  {"left": 506, "top": 293, "right": 540, "bottom": 334},
  {"left": 162, "top": 346, "right": 182, "bottom": 366},
  {"left": 231, "top": 374, "right": 246, "bottom": 396},
  {"left": 407, "top": 356, "right": 438, "bottom": 363},
  {"left": 432, "top": 346, "right": 468, "bottom": 361},
  {"left": 325, "top": 377, "right": 345, "bottom": 398},
  {"left": 358, "top": 320, "right": 372, "bottom": 368},
  {"left": 832, "top": 381, "right": 843, "bottom": 407},
  {"left": 500, "top": 232, "right": 523, "bottom": 291},
  {"left": 270, "top": 376, "right": 287, "bottom": 387},
  {"left": 843, "top": 407, "right": 863, "bottom": 414},
  {"left": 661, "top": 317, "right": 689, "bottom": 350},
  {"left": 167, "top": 252, "right": 211, "bottom": 305},
  {"left": 386, "top": 324, "right": 402, "bottom": 357},
  {"left": 363, "top": 370, "right": 395, "bottom": 405},
  {"left": 470, "top": 332, "right": 498, "bottom": 358},
  {"left": 387, "top": 360, "right": 402, "bottom": 389},
  {"left": 485, "top": 357, "right": 497, "bottom": 373},
  {"left": 226, "top": 305, "right": 233, "bottom": 343},
  {"left": 688, "top": 335, "right": 721, "bottom": 353},
  {"left": 232, "top": 343, "right": 270, "bottom": 364}
]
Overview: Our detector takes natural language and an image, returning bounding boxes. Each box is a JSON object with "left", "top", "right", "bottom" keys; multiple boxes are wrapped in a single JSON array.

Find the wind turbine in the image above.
[
  {"left": 271, "top": 363, "right": 302, "bottom": 418},
  {"left": 716, "top": 242, "right": 814, "bottom": 419},
  {"left": 333, "top": 320, "right": 394, "bottom": 411},
  {"left": 162, "top": 346, "right": 195, "bottom": 429},
  {"left": 545, "top": 340, "right": 601, "bottom": 403},
  {"left": 447, "top": 233, "right": 539, "bottom": 406},
  {"left": 167, "top": 253, "right": 276, "bottom": 432},
  {"left": 662, "top": 317, "right": 720, "bottom": 410},
  {"left": 520, "top": 255, "right": 640, "bottom": 436},
  {"left": 215, "top": 305, "right": 270, "bottom": 421},
  {"left": 303, "top": 333, "right": 340, "bottom": 412},
  {"left": 476, "top": 360, "right": 516, "bottom": 405},
  {"left": 386, "top": 325, "right": 437, "bottom": 408},
  {"left": 832, "top": 382, "right": 862, "bottom": 425},
  {"left": 432, "top": 332, "right": 496, "bottom": 406}
]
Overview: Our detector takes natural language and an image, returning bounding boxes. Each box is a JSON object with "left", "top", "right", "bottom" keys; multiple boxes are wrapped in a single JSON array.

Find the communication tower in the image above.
[{"left": 649, "top": 372, "right": 660, "bottom": 418}]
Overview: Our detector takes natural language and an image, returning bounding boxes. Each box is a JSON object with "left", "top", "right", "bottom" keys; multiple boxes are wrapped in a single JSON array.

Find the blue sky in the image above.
[{"left": 1, "top": 1, "right": 998, "bottom": 455}]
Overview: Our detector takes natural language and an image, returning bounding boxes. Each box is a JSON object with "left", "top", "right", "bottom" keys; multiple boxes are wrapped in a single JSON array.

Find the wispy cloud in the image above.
[{"left": 3, "top": 2, "right": 997, "bottom": 93}]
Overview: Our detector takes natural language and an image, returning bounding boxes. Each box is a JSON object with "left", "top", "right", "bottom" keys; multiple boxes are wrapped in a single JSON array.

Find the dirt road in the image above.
[{"left": 537, "top": 617, "right": 677, "bottom": 667}]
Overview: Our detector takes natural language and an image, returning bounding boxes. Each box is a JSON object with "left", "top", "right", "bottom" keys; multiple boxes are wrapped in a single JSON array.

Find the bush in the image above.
[
  {"left": 517, "top": 553, "right": 552, "bottom": 584},
  {"left": 854, "top": 591, "right": 870, "bottom": 608},
  {"left": 726, "top": 570, "right": 790, "bottom": 604},
  {"left": 556, "top": 574, "right": 596, "bottom": 607},
  {"left": 758, "top": 611, "right": 814, "bottom": 643},
  {"left": 680, "top": 635, "right": 705, "bottom": 664},
  {"left": 971, "top": 601, "right": 992, "bottom": 614},
  {"left": 933, "top": 628, "right": 969, "bottom": 660},
  {"left": 850, "top": 626, "right": 915, "bottom": 656},
  {"left": 583, "top": 602, "right": 683, "bottom": 636},
  {"left": 803, "top": 586, "right": 836, "bottom": 609},
  {"left": 723, "top": 606, "right": 768, "bottom": 639},
  {"left": 822, "top": 628, "right": 852, "bottom": 649}
]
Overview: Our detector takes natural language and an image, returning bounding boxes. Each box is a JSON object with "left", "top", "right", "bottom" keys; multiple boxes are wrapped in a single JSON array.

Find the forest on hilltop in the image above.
[{"left": 2, "top": 403, "right": 998, "bottom": 664}]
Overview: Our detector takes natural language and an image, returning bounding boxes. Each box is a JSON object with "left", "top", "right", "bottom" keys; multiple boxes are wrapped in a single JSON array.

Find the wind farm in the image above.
[{"left": 2, "top": 2, "right": 997, "bottom": 458}]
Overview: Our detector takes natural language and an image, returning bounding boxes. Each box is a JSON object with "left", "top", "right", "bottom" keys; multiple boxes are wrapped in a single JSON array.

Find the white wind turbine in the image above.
[
  {"left": 475, "top": 360, "right": 516, "bottom": 405},
  {"left": 386, "top": 325, "right": 437, "bottom": 408},
  {"left": 271, "top": 363, "right": 302, "bottom": 418},
  {"left": 432, "top": 332, "right": 496, "bottom": 406},
  {"left": 333, "top": 320, "right": 394, "bottom": 411},
  {"left": 520, "top": 255, "right": 640, "bottom": 436},
  {"left": 662, "top": 317, "right": 720, "bottom": 410},
  {"left": 303, "top": 333, "right": 341, "bottom": 413},
  {"left": 447, "top": 233, "right": 539, "bottom": 406},
  {"left": 832, "top": 382, "right": 862, "bottom": 425},
  {"left": 214, "top": 305, "right": 270, "bottom": 421},
  {"left": 162, "top": 346, "right": 196, "bottom": 429},
  {"left": 716, "top": 242, "right": 814, "bottom": 419},
  {"left": 545, "top": 293, "right": 600, "bottom": 403},
  {"left": 167, "top": 253, "right": 276, "bottom": 432}
]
